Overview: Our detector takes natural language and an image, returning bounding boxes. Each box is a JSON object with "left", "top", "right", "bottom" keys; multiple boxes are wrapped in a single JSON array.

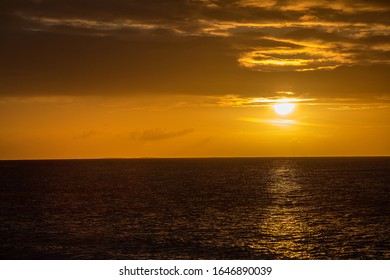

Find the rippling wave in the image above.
[{"left": 0, "top": 157, "right": 389, "bottom": 259}]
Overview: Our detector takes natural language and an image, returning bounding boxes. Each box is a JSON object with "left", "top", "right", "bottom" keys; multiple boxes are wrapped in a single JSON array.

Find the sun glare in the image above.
[{"left": 273, "top": 102, "right": 296, "bottom": 116}]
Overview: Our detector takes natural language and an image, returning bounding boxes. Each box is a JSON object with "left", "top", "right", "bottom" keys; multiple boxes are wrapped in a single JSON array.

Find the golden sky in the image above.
[{"left": 1, "top": 0, "right": 390, "bottom": 159}]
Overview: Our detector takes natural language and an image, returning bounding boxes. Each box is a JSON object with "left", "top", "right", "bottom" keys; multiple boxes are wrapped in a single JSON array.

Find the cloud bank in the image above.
[{"left": 1, "top": 0, "right": 389, "bottom": 99}]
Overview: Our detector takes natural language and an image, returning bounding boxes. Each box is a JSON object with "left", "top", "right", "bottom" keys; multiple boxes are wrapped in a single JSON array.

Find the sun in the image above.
[{"left": 273, "top": 102, "right": 296, "bottom": 116}]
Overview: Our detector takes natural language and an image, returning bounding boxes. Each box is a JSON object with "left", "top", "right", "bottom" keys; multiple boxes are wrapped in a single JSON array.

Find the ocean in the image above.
[{"left": 0, "top": 157, "right": 389, "bottom": 259}]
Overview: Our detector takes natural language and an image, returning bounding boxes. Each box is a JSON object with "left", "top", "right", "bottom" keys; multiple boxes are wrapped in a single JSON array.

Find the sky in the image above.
[{"left": 1, "top": 0, "right": 390, "bottom": 159}]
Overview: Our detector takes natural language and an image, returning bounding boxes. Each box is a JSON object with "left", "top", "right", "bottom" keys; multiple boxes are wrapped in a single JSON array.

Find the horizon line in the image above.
[{"left": 1, "top": 155, "right": 390, "bottom": 161}]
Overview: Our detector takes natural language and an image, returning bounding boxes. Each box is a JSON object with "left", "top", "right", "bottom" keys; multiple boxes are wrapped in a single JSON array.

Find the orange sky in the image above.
[{"left": 1, "top": 0, "right": 390, "bottom": 159}]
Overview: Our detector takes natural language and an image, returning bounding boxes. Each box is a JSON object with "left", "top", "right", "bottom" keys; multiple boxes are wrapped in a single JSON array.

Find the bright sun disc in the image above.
[{"left": 273, "top": 103, "right": 296, "bottom": 116}]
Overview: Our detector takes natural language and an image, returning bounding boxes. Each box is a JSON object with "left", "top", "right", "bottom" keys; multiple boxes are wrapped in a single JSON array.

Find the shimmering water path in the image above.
[{"left": 0, "top": 158, "right": 389, "bottom": 259}]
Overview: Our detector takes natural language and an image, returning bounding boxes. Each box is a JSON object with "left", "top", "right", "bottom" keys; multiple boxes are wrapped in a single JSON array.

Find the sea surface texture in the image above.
[{"left": 0, "top": 158, "right": 389, "bottom": 259}]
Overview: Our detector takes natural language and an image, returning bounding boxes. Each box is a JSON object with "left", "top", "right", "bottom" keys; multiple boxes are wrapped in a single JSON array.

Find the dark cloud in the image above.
[
  {"left": 0, "top": 29, "right": 247, "bottom": 96},
  {"left": 74, "top": 130, "right": 98, "bottom": 140},
  {"left": 0, "top": 0, "right": 389, "bottom": 99},
  {"left": 282, "top": 28, "right": 347, "bottom": 42},
  {"left": 132, "top": 128, "right": 194, "bottom": 141}
]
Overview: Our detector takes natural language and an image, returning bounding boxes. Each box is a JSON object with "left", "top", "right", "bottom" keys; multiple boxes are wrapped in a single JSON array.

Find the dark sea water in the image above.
[{"left": 0, "top": 157, "right": 389, "bottom": 260}]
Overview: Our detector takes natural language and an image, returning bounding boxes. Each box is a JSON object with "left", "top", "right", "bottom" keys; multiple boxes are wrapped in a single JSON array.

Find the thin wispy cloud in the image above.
[{"left": 131, "top": 128, "right": 194, "bottom": 141}]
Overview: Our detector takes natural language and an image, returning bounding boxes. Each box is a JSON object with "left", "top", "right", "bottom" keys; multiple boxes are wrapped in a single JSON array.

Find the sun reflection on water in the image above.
[{"left": 249, "top": 159, "right": 315, "bottom": 259}]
